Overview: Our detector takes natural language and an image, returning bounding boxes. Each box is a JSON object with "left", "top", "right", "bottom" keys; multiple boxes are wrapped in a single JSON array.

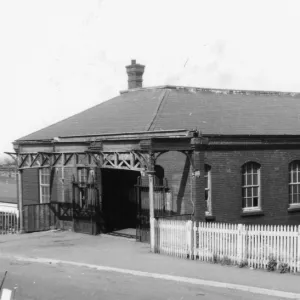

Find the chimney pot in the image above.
[{"left": 126, "top": 60, "right": 145, "bottom": 90}]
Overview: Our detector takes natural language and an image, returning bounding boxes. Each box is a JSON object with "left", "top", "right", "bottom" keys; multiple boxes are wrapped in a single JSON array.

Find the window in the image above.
[
  {"left": 77, "top": 168, "right": 94, "bottom": 183},
  {"left": 205, "top": 164, "right": 212, "bottom": 215},
  {"left": 242, "top": 162, "right": 260, "bottom": 210},
  {"left": 39, "top": 168, "right": 50, "bottom": 203},
  {"left": 289, "top": 161, "right": 300, "bottom": 206},
  {"left": 78, "top": 168, "right": 88, "bottom": 183},
  {"left": 77, "top": 168, "right": 95, "bottom": 208}
]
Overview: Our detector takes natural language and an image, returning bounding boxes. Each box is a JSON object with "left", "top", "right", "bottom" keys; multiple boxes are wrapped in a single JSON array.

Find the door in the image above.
[{"left": 72, "top": 177, "right": 100, "bottom": 235}]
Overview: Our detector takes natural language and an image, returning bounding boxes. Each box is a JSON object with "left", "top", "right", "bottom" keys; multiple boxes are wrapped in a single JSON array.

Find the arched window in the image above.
[
  {"left": 242, "top": 162, "right": 261, "bottom": 210},
  {"left": 289, "top": 161, "right": 300, "bottom": 206},
  {"left": 205, "top": 164, "right": 212, "bottom": 215}
]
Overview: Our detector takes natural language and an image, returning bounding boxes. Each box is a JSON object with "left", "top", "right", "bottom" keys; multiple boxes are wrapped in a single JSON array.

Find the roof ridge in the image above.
[
  {"left": 145, "top": 89, "right": 169, "bottom": 131},
  {"left": 120, "top": 85, "right": 299, "bottom": 96}
]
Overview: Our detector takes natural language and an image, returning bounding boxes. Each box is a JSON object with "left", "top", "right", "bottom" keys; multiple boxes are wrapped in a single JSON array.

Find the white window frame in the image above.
[
  {"left": 242, "top": 162, "right": 261, "bottom": 211},
  {"left": 205, "top": 164, "right": 212, "bottom": 216},
  {"left": 77, "top": 168, "right": 95, "bottom": 207},
  {"left": 39, "top": 168, "right": 50, "bottom": 203},
  {"left": 78, "top": 168, "right": 88, "bottom": 183},
  {"left": 77, "top": 168, "right": 95, "bottom": 183},
  {"left": 289, "top": 161, "right": 300, "bottom": 207}
]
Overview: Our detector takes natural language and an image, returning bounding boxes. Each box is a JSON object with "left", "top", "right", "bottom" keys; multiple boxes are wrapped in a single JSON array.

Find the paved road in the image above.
[{"left": 0, "top": 257, "right": 281, "bottom": 300}]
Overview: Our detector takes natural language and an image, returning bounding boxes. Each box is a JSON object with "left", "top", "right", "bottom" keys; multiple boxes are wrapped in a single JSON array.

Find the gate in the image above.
[
  {"left": 72, "top": 177, "right": 100, "bottom": 235},
  {"left": 135, "top": 176, "right": 170, "bottom": 242}
]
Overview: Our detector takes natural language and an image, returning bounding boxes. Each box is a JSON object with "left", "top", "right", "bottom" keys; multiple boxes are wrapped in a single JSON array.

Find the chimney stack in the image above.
[{"left": 126, "top": 59, "right": 145, "bottom": 89}]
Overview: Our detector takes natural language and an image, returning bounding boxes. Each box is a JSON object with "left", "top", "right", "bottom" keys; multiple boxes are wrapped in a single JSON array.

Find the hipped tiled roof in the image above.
[{"left": 17, "top": 86, "right": 300, "bottom": 141}]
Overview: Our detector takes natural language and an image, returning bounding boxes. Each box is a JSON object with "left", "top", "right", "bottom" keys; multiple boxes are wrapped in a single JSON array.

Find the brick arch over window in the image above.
[
  {"left": 289, "top": 160, "right": 300, "bottom": 206},
  {"left": 241, "top": 161, "right": 261, "bottom": 211}
]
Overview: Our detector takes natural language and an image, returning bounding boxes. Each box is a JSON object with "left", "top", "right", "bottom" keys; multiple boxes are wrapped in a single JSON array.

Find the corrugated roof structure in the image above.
[{"left": 17, "top": 85, "right": 300, "bottom": 141}]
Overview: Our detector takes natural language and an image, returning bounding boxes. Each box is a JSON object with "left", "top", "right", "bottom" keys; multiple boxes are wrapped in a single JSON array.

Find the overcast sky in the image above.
[{"left": 0, "top": 0, "right": 300, "bottom": 159}]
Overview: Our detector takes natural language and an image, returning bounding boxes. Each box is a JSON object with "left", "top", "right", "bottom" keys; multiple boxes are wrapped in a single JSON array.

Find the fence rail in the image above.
[
  {"left": 0, "top": 211, "right": 19, "bottom": 234},
  {"left": 154, "top": 219, "right": 300, "bottom": 273}
]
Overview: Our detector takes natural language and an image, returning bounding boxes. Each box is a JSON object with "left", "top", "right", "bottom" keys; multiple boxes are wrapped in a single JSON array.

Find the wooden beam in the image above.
[
  {"left": 15, "top": 150, "right": 150, "bottom": 171},
  {"left": 19, "top": 154, "right": 29, "bottom": 168},
  {"left": 18, "top": 170, "right": 23, "bottom": 233},
  {"left": 64, "top": 153, "right": 74, "bottom": 166},
  {"left": 52, "top": 153, "right": 62, "bottom": 166},
  {"left": 62, "top": 154, "right": 65, "bottom": 203},
  {"left": 30, "top": 153, "right": 40, "bottom": 167}
]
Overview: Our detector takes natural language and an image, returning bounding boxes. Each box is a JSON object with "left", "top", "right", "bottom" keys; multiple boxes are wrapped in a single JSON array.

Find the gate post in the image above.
[
  {"left": 148, "top": 170, "right": 155, "bottom": 252},
  {"left": 190, "top": 137, "right": 208, "bottom": 222}
]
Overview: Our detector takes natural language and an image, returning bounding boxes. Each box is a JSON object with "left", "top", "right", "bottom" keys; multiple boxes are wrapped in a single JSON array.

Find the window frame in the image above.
[
  {"left": 39, "top": 168, "right": 50, "bottom": 204},
  {"left": 289, "top": 161, "right": 300, "bottom": 207},
  {"left": 241, "top": 162, "right": 261, "bottom": 212},
  {"left": 78, "top": 167, "right": 88, "bottom": 184},
  {"left": 77, "top": 168, "right": 95, "bottom": 207},
  {"left": 204, "top": 164, "right": 212, "bottom": 216}
]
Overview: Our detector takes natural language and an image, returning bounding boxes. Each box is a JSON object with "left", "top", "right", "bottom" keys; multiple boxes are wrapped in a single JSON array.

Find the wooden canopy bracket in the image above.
[{"left": 4, "top": 152, "right": 18, "bottom": 163}]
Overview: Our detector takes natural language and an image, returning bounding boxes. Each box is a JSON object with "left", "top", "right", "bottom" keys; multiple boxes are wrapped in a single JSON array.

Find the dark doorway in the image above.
[{"left": 102, "top": 168, "right": 140, "bottom": 232}]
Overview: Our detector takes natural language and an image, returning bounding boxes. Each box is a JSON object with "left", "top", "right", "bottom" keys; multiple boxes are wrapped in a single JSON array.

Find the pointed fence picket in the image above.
[
  {"left": 154, "top": 219, "right": 300, "bottom": 273},
  {"left": 0, "top": 211, "right": 19, "bottom": 234}
]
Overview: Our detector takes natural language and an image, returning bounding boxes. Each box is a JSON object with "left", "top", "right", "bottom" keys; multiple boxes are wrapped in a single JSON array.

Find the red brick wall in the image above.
[
  {"left": 155, "top": 148, "right": 300, "bottom": 225},
  {"left": 205, "top": 148, "right": 300, "bottom": 225}
]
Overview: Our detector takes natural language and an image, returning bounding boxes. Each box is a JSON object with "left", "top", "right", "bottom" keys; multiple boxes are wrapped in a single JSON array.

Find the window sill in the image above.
[
  {"left": 288, "top": 205, "right": 300, "bottom": 213},
  {"left": 241, "top": 209, "right": 264, "bottom": 217}
]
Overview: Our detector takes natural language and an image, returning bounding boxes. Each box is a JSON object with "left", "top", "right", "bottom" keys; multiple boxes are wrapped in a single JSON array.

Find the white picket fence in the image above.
[
  {"left": 0, "top": 211, "right": 19, "bottom": 234},
  {"left": 154, "top": 219, "right": 193, "bottom": 258},
  {"left": 154, "top": 219, "right": 300, "bottom": 273}
]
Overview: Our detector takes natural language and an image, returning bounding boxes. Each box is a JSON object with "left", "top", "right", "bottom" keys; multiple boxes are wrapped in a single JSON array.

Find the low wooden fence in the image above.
[
  {"left": 154, "top": 219, "right": 300, "bottom": 273},
  {"left": 0, "top": 211, "right": 19, "bottom": 234},
  {"left": 154, "top": 219, "right": 193, "bottom": 258},
  {"left": 22, "top": 203, "right": 98, "bottom": 234},
  {"left": 23, "top": 203, "right": 59, "bottom": 233}
]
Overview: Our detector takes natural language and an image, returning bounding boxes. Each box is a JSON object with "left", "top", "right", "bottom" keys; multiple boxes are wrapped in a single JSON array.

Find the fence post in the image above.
[
  {"left": 150, "top": 217, "right": 157, "bottom": 253},
  {"left": 237, "top": 224, "right": 243, "bottom": 265},
  {"left": 186, "top": 220, "right": 193, "bottom": 259}
]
